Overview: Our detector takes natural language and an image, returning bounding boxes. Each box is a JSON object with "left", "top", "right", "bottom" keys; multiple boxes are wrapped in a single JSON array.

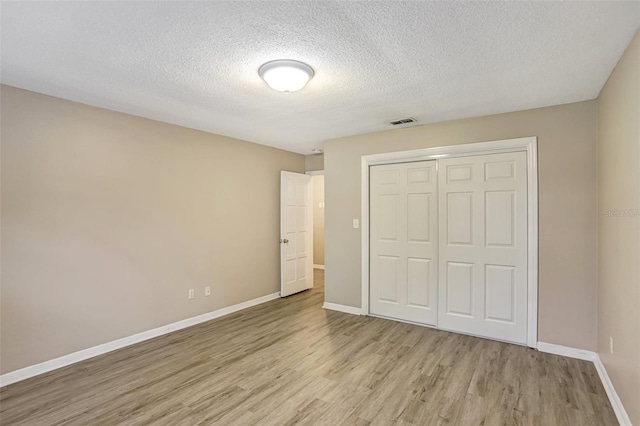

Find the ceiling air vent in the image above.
[{"left": 389, "top": 117, "right": 417, "bottom": 126}]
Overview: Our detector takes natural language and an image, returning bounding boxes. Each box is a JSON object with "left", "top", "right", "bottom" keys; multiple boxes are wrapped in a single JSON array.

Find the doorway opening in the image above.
[{"left": 309, "top": 171, "right": 325, "bottom": 293}]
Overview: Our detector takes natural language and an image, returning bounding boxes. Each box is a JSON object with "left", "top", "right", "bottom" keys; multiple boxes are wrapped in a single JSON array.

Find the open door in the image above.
[{"left": 280, "top": 171, "right": 313, "bottom": 297}]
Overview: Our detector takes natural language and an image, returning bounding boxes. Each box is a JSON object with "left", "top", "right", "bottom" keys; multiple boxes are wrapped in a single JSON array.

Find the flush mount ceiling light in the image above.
[{"left": 259, "top": 59, "right": 314, "bottom": 93}]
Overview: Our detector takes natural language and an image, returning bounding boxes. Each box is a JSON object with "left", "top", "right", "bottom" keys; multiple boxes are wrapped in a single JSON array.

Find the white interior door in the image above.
[
  {"left": 437, "top": 152, "right": 528, "bottom": 344},
  {"left": 280, "top": 171, "right": 313, "bottom": 297},
  {"left": 369, "top": 161, "right": 438, "bottom": 325}
]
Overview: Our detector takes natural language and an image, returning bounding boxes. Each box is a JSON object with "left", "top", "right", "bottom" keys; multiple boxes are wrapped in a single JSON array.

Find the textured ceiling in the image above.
[{"left": 2, "top": 2, "right": 639, "bottom": 154}]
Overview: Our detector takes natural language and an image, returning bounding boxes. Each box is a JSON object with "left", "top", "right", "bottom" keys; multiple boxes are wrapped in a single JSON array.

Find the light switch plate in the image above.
[{"left": 353, "top": 219, "right": 359, "bottom": 229}]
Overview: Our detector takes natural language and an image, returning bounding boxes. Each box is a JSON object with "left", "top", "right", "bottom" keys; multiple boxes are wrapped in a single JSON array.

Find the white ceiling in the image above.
[{"left": 2, "top": 2, "right": 639, "bottom": 154}]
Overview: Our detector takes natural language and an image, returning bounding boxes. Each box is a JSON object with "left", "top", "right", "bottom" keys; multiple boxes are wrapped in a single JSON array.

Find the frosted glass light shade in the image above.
[{"left": 259, "top": 60, "right": 314, "bottom": 92}]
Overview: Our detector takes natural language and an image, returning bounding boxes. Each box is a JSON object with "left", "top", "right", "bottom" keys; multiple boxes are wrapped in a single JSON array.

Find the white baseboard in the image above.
[
  {"left": 313, "top": 264, "right": 325, "bottom": 270},
  {"left": 537, "top": 342, "right": 631, "bottom": 425},
  {"left": 593, "top": 354, "right": 632, "bottom": 426},
  {"left": 536, "top": 341, "right": 596, "bottom": 361},
  {"left": 0, "top": 292, "right": 281, "bottom": 387},
  {"left": 322, "top": 302, "right": 362, "bottom": 315}
]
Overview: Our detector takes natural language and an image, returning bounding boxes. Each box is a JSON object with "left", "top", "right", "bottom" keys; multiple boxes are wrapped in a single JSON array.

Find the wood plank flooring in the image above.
[{"left": 1, "top": 270, "right": 617, "bottom": 425}]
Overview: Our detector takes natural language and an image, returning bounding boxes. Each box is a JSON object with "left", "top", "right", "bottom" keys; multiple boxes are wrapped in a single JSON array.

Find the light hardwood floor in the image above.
[{"left": 1, "top": 270, "right": 616, "bottom": 425}]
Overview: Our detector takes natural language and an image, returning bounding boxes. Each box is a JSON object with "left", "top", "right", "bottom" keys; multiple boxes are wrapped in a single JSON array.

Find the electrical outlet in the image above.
[
  {"left": 188, "top": 289, "right": 195, "bottom": 299},
  {"left": 610, "top": 336, "right": 614, "bottom": 354},
  {"left": 205, "top": 286, "right": 211, "bottom": 296}
]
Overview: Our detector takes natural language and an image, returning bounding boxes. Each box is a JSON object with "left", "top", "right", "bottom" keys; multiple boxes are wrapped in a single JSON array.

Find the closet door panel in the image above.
[
  {"left": 438, "top": 152, "right": 528, "bottom": 344},
  {"left": 370, "top": 161, "right": 437, "bottom": 325}
]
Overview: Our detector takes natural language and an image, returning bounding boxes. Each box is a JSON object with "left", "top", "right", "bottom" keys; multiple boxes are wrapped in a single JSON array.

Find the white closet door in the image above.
[
  {"left": 370, "top": 161, "right": 438, "bottom": 325},
  {"left": 438, "top": 152, "right": 528, "bottom": 344}
]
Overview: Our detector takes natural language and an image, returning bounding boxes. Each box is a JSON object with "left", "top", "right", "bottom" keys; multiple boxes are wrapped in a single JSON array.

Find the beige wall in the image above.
[
  {"left": 0, "top": 85, "right": 304, "bottom": 374},
  {"left": 305, "top": 154, "right": 324, "bottom": 172},
  {"left": 312, "top": 175, "right": 325, "bottom": 266},
  {"left": 597, "top": 30, "right": 640, "bottom": 425},
  {"left": 325, "top": 100, "right": 598, "bottom": 351}
]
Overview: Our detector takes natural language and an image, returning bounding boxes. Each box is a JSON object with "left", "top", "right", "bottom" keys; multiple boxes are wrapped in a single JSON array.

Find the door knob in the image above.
[{"left": 280, "top": 239, "right": 289, "bottom": 244}]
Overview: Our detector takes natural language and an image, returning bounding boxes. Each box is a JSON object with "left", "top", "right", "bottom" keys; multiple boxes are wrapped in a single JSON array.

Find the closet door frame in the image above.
[{"left": 361, "top": 136, "right": 538, "bottom": 348}]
